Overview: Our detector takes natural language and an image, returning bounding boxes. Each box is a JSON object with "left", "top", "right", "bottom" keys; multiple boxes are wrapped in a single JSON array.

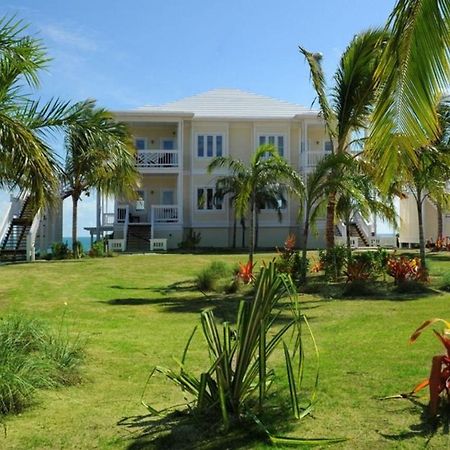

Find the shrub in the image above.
[
  {"left": 440, "top": 271, "right": 450, "bottom": 291},
  {"left": 51, "top": 242, "right": 72, "bottom": 260},
  {"left": 275, "top": 235, "right": 309, "bottom": 282},
  {"left": 195, "top": 261, "right": 232, "bottom": 292},
  {"left": 345, "top": 249, "right": 389, "bottom": 283},
  {"left": 319, "top": 245, "right": 347, "bottom": 280},
  {"left": 89, "top": 240, "right": 105, "bottom": 257},
  {"left": 386, "top": 256, "right": 429, "bottom": 284},
  {"left": 0, "top": 314, "right": 85, "bottom": 415},
  {"left": 178, "top": 229, "right": 201, "bottom": 250}
]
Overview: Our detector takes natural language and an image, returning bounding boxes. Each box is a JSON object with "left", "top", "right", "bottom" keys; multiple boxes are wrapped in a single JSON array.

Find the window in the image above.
[
  {"left": 161, "top": 139, "right": 175, "bottom": 150},
  {"left": 324, "top": 140, "right": 333, "bottom": 152},
  {"left": 196, "top": 134, "right": 224, "bottom": 158},
  {"left": 136, "top": 190, "right": 145, "bottom": 210},
  {"left": 135, "top": 138, "right": 147, "bottom": 150},
  {"left": 258, "top": 135, "right": 285, "bottom": 156},
  {"left": 196, "top": 187, "right": 222, "bottom": 211}
]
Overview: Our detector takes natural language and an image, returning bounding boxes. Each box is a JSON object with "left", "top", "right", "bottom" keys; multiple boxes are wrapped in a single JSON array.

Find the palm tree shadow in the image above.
[{"left": 379, "top": 397, "right": 450, "bottom": 445}]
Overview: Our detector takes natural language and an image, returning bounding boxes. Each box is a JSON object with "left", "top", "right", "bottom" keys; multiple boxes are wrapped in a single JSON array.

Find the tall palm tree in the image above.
[
  {"left": 0, "top": 16, "right": 77, "bottom": 206},
  {"left": 61, "top": 101, "right": 140, "bottom": 258},
  {"left": 369, "top": 0, "right": 450, "bottom": 184},
  {"left": 298, "top": 153, "right": 348, "bottom": 282},
  {"left": 208, "top": 144, "right": 303, "bottom": 263},
  {"left": 300, "top": 29, "right": 387, "bottom": 249}
]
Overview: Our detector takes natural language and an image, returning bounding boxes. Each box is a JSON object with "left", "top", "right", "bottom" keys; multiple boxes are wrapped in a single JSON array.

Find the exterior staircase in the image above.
[
  {"left": 348, "top": 222, "right": 369, "bottom": 247},
  {"left": 126, "top": 224, "right": 151, "bottom": 252},
  {"left": 0, "top": 197, "right": 36, "bottom": 261}
]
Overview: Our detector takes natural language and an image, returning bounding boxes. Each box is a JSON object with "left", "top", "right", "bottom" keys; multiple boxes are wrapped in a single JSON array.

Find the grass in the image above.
[{"left": 0, "top": 251, "right": 450, "bottom": 449}]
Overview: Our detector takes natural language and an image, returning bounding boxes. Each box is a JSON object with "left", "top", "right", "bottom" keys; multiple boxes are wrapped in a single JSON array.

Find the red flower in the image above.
[{"left": 238, "top": 260, "right": 256, "bottom": 284}]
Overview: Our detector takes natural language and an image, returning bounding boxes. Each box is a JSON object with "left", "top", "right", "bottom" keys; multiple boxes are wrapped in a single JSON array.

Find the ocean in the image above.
[{"left": 62, "top": 237, "right": 92, "bottom": 251}]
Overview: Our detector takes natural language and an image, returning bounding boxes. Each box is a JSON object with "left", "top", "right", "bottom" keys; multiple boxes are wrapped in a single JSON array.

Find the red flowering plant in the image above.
[
  {"left": 237, "top": 260, "right": 256, "bottom": 284},
  {"left": 386, "top": 256, "right": 429, "bottom": 284},
  {"left": 409, "top": 318, "right": 450, "bottom": 417}
]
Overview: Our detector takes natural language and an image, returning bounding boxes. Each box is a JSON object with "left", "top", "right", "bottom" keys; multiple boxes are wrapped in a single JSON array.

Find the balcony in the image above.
[
  {"left": 151, "top": 205, "right": 180, "bottom": 224},
  {"left": 136, "top": 149, "right": 179, "bottom": 169}
]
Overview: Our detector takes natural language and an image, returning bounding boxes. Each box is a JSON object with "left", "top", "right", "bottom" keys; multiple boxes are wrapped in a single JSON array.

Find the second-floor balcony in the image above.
[{"left": 136, "top": 149, "right": 179, "bottom": 170}]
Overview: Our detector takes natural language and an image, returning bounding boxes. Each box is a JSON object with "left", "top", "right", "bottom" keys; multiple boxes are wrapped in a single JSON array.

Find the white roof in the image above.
[{"left": 132, "top": 88, "right": 318, "bottom": 119}]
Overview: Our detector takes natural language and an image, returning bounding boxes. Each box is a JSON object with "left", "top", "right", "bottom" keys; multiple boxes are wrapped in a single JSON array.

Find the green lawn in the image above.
[{"left": 1, "top": 252, "right": 450, "bottom": 449}]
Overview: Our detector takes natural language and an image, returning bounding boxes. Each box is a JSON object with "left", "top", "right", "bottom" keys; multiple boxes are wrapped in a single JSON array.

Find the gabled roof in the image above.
[{"left": 133, "top": 88, "right": 318, "bottom": 119}]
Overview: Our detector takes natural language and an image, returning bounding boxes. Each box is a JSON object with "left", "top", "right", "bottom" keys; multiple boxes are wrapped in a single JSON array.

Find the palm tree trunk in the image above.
[
  {"left": 241, "top": 217, "right": 246, "bottom": 248},
  {"left": 249, "top": 197, "right": 256, "bottom": 264},
  {"left": 416, "top": 194, "right": 426, "bottom": 268},
  {"left": 437, "top": 202, "right": 443, "bottom": 239},
  {"left": 301, "top": 214, "right": 310, "bottom": 283},
  {"left": 72, "top": 195, "right": 79, "bottom": 259},
  {"left": 232, "top": 215, "right": 237, "bottom": 248},
  {"left": 326, "top": 190, "right": 336, "bottom": 249},
  {"left": 255, "top": 210, "right": 259, "bottom": 251}
]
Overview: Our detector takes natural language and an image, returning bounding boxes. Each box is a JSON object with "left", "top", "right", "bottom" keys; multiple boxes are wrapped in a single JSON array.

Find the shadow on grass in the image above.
[
  {"left": 118, "top": 394, "right": 300, "bottom": 450},
  {"left": 118, "top": 411, "right": 263, "bottom": 450},
  {"left": 427, "top": 253, "right": 450, "bottom": 263},
  {"left": 379, "top": 397, "right": 450, "bottom": 446}
]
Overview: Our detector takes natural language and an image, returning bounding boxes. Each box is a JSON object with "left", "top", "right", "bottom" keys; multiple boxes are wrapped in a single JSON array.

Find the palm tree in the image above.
[
  {"left": 369, "top": 0, "right": 450, "bottom": 184},
  {"left": 61, "top": 101, "right": 140, "bottom": 258},
  {"left": 208, "top": 144, "right": 303, "bottom": 263},
  {"left": 300, "top": 29, "right": 387, "bottom": 249},
  {"left": 400, "top": 99, "right": 450, "bottom": 268},
  {"left": 0, "top": 16, "right": 77, "bottom": 206},
  {"left": 298, "top": 153, "right": 348, "bottom": 282}
]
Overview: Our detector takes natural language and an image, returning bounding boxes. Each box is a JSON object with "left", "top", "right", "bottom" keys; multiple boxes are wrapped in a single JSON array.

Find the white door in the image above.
[{"left": 161, "top": 190, "right": 175, "bottom": 205}]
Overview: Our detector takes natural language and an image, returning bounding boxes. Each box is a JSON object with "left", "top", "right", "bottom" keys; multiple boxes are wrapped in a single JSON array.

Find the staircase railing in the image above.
[
  {"left": 26, "top": 210, "right": 41, "bottom": 261},
  {"left": 0, "top": 202, "right": 12, "bottom": 246},
  {"left": 352, "top": 212, "right": 371, "bottom": 244}
]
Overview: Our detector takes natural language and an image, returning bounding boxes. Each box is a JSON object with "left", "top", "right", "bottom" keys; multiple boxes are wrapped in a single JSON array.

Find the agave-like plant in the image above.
[
  {"left": 410, "top": 318, "right": 450, "bottom": 417},
  {"left": 142, "top": 262, "right": 344, "bottom": 445}
]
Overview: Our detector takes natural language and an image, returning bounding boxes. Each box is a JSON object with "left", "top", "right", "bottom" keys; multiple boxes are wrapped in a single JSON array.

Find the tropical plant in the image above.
[
  {"left": 141, "top": 263, "right": 342, "bottom": 445},
  {"left": 409, "top": 318, "right": 450, "bottom": 417},
  {"left": 300, "top": 29, "right": 388, "bottom": 249},
  {"left": 319, "top": 245, "right": 348, "bottom": 281},
  {"left": 61, "top": 101, "right": 140, "bottom": 258},
  {"left": 0, "top": 16, "right": 78, "bottom": 206},
  {"left": 195, "top": 261, "right": 234, "bottom": 292},
  {"left": 208, "top": 144, "right": 303, "bottom": 263},
  {"left": 298, "top": 152, "right": 351, "bottom": 281},
  {"left": 369, "top": 0, "right": 450, "bottom": 184},
  {"left": 386, "top": 255, "right": 428, "bottom": 284}
]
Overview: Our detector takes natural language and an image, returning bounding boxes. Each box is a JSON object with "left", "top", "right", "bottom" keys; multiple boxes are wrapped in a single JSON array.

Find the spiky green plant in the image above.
[{"left": 143, "top": 262, "right": 345, "bottom": 445}]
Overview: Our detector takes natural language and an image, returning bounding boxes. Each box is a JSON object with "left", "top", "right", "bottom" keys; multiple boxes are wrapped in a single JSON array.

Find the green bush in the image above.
[
  {"left": 319, "top": 245, "right": 347, "bottom": 280},
  {"left": 89, "top": 240, "right": 105, "bottom": 258},
  {"left": 178, "top": 229, "right": 201, "bottom": 250},
  {"left": 195, "top": 261, "right": 232, "bottom": 292},
  {"left": 51, "top": 242, "right": 72, "bottom": 260},
  {"left": 440, "top": 271, "right": 450, "bottom": 291},
  {"left": 0, "top": 314, "right": 85, "bottom": 415}
]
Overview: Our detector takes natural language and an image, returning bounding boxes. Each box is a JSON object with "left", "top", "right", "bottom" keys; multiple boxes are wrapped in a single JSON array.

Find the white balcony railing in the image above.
[
  {"left": 151, "top": 205, "right": 179, "bottom": 224},
  {"left": 307, "top": 151, "right": 327, "bottom": 166},
  {"left": 136, "top": 149, "right": 179, "bottom": 168},
  {"left": 102, "top": 212, "right": 115, "bottom": 226}
]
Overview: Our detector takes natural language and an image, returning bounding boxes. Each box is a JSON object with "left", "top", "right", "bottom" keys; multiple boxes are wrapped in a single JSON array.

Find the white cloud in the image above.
[{"left": 40, "top": 23, "right": 98, "bottom": 52}]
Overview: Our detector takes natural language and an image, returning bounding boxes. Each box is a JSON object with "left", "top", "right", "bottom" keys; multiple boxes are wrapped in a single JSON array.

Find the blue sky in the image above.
[{"left": 2, "top": 0, "right": 397, "bottom": 236}]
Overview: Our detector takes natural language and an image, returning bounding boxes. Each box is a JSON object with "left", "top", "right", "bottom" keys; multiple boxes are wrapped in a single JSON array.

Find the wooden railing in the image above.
[{"left": 136, "top": 150, "right": 179, "bottom": 168}]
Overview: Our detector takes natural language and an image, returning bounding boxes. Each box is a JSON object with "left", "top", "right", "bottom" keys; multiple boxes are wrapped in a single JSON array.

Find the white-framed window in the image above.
[
  {"left": 196, "top": 187, "right": 223, "bottom": 211},
  {"left": 196, "top": 134, "right": 224, "bottom": 158},
  {"left": 259, "top": 197, "right": 287, "bottom": 211},
  {"left": 135, "top": 137, "right": 148, "bottom": 150},
  {"left": 324, "top": 140, "right": 333, "bottom": 153},
  {"left": 258, "top": 135, "right": 285, "bottom": 157},
  {"left": 161, "top": 138, "right": 175, "bottom": 150},
  {"left": 136, "top": 190, "right": 145, "bottom": 210}
]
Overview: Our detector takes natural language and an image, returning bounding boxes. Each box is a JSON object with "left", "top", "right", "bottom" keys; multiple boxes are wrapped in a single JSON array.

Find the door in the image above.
[{"left": 161, "top": 190, "right": 175, "bottom": 205}]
